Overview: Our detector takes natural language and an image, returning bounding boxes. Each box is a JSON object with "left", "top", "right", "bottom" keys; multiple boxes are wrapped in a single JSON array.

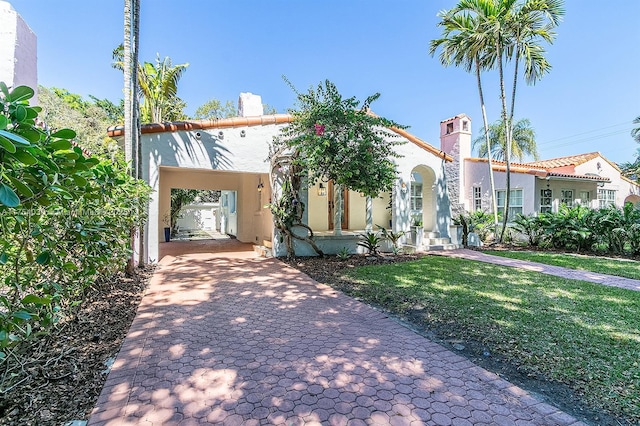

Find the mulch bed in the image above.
[{"left": 0, "top": 267, "right": 153, "bottom": 426}]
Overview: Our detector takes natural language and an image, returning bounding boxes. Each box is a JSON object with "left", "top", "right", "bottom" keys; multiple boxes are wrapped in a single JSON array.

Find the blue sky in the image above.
[{"left": 8, "top": 0, "right": 640, "bottom": 164}]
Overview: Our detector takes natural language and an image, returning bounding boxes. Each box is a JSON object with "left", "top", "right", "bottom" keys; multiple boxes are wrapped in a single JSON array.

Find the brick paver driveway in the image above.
[{"left": 89, "top": 254, "right": 585, "bottom": 425}]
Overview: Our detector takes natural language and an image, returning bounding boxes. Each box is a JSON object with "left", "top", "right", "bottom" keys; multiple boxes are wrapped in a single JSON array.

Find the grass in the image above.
[
  {"left": 482, "top": 250, "right": 640, "bottom": 280},
  {"left": 340, "top": 255, "right": 640, "bottom": 423}
]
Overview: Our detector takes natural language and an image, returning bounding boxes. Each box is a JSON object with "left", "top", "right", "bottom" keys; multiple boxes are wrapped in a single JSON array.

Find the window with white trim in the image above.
[
  {"left": 561, "top": 189, "right": 574, "bottom": 207},
  {"left": 598, "top": 189, "right": 616, "bottom": 208},
  {"left": 496, "top": 189, "right": 523, "bottom": 220},
  {"left": 579, "top": 190, "right": 591, "bottom": 207},
  {"left": 540, "top": 189, "right": 552, "bottom": 213},
  {"left": 473, "top": 186, "right": 482, "bottom": 211}
]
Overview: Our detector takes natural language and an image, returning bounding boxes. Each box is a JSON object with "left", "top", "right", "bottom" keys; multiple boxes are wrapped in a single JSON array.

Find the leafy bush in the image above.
[
  {"left": 513, "top": 203, "right": 640, "bottom": 256},
  {"left": 0, "top": 83, "right": 151, "bottom": 357},
  {"left": 453, "top": 210, "right": 495, "bottom": 246},
  {"left": 513, "top": 214, "right": 545, "bottom": 246}
]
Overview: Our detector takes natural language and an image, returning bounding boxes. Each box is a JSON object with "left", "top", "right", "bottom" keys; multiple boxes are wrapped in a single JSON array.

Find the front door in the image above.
[{"left": 328, "top": 181, "right": 349, "bottom": 230}]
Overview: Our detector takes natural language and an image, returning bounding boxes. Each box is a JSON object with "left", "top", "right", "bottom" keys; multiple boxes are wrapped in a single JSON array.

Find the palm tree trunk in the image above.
[
  {"left": 475, "top": 60, "right": 499, "bottom": 231},
  {"left": 124, "top": 0, "right": 143, "bottom": 272},
  {"left": 498, "top": 42, "right": 511, "bottom": 243}
]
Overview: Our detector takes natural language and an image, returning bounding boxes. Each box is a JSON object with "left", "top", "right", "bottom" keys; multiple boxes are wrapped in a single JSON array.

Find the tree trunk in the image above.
[
  {"left": 124, "top": 0, "right": 142, "bottom": 273},
  {"left": 475, "top": 60, "right": 499, "bottom": 233},
  {"left": 498, "top": 42, "right": 511, "bottom": 243}
]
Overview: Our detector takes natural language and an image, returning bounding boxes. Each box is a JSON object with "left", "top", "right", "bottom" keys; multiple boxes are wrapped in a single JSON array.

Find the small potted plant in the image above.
[
  {"left": 162, "top": 212, "right": 171, "bottom": 242},
  {"left": 410, "top": 216, "right": 423, "bottom": 247}
]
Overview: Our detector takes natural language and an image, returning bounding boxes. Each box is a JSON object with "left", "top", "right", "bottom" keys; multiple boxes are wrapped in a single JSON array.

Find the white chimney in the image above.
[{"left": 238, "top": 92, "right": 263, "bottom": 117}]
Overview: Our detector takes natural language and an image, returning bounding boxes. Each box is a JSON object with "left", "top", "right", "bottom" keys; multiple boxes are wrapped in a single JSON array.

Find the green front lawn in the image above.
[
  {"left": 339, "top": 255, "right": 640, "bottom": 423},
  {"left": 483, "top": 250, "right": 640, "bottom": 280}
]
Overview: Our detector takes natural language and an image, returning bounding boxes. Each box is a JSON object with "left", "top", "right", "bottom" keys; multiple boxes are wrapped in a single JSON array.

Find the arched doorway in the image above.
[
  {"left": 410, "top": 165, "right": 437, "bottom": 230},
  {"left": 624, "top": 194, "right": 640, "bottom": 208}
]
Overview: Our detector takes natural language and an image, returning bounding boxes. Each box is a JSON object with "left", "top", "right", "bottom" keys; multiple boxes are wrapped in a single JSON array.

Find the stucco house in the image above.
[
  {"left": 108, "top": 94, "right": 459, "bottom": 262},
  {"left": 440, "top": 114, "right": 640, "bottom": 219}
]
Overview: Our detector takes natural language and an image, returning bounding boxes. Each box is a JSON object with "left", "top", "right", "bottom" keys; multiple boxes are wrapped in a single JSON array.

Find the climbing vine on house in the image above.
[
  {"left": 0, "top": 83, "right": 151, "bottom": 359},
  {"left": 269, "top": 78, "right": 406, "bottom": 257}
]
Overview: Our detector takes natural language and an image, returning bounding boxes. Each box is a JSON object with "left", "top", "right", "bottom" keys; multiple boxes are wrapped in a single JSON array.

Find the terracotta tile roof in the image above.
[
  {"left": 524, "top": 152, "right": 600, "bottom": 169},
  {"left": 107, "top": 114, "right": 453, "bottom": 162},
  {"left": 467, "top": 157, "right": 610, "bottom": 182}
]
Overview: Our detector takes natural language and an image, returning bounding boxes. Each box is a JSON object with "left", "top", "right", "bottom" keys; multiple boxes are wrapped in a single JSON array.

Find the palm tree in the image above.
[
  {"left": 138, "top": 55, "right": 189, "bottom": 123},
  {"left": 123, "top": 0, "right": 141, "bottom": 272},
  {"left": 113, "top": 46, "right": 189, "bottom": 123},
  {"left": 473, "top": 118, "right": 539, "bottom": 162},
  {"left": 632, "top": 115, "right": 640, "bottom": 143},
  {"left": 449, "top": 0, "right": 564, "bottom": 240},
  {"left": 430, "top": 5, "right": 499, "bottom": 227},
  {"left": 122, "top": 0, "right": 140, "bottom": 176}
]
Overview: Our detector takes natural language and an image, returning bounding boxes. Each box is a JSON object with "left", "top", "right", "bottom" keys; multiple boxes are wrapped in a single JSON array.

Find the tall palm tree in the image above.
[
  {"left": 430, "top": 6, "right": 499, "bottom": 227},
  {"left": 450, "top": 0, "right": 563, "bottom": 240},
  {"left": 123, "top": 0, "right": 141, "bottom": 272},
  {"left": 123, "top": 0, "right": 140, "bottom": 176},
  {"left": 473, "top": 118, "right": 539, "bottom": 162}
]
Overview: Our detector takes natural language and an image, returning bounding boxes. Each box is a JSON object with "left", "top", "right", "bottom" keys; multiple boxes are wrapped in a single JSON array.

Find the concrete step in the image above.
[
  {"left": 403, "top": 242, "right": 462, "bottom": 253},
  {"left": 424, "top": 231, "right": 440, "bottom": 239},
  {"left": 425, "top": 237, "right": 451, "bottom": 245}
]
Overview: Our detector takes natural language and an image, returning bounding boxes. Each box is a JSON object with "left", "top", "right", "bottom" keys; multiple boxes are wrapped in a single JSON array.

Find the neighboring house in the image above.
[
  {"left": 0, "top": 1, "right": 37, "bottom": 103},
  {"left": 108, "top": 93, "right": 458, "bottom": 262},
  {"left": 440, "top": 114, "right": 640, "bottom": 220}
]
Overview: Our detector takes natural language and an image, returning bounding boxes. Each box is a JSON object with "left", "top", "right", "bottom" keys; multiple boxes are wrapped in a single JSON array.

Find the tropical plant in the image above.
[
  {"left": 0, "top": 83, "right": 151, "bottom": 357},
  {"left": 437, "top": 0, "right": 564, "bottom": 243},
  {"left": 473, "top": 118, "right": 539, "bottom": 162},
  {"left": 337, "top": 247, "right": 351, "bottom": 260},
  {"left": 377, "top": 225, "right": 405, "bottom": 249},
  {"left": 357, "top": 232, "right": 384, "bottom": 255},
  {"left": 430, "top": 7, "right": 499, "bottom": 228},
  {"left": 512, "top": 213, "right": 544, "bottom": 246},
  {"left": 453, "top": 210, "right": 495, "bottom": 246},
  {"left": 631, "top": 115, "right": 640, "bottom": 143},
  {"left": 112, "top": 46, "right": 189, "bottom": 124}
]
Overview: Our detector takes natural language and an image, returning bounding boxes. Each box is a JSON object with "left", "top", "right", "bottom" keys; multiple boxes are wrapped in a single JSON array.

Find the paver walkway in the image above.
[
  {"left": 435, "top": 249, "right": 640, "bottom": 292},
  {"left": 89, "top": 251, "right": 587, "bottom": 425}
]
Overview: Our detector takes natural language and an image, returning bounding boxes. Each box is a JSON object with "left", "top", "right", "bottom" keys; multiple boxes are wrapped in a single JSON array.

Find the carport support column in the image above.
[{"left": 365, "top": 196, "right": 373, "bottom": 232}]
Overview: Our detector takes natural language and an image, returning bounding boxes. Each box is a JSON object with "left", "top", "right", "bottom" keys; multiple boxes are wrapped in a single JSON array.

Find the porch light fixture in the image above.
[
  {"left": 218, "top": 130, "right": 224, "bottom": 139},
  {"left": 257, "top": 181, "right": 264, "bottom": 192},
  {"left": 318, "top": 183, "right": 327, "bottom": 196},
  {"left": 597, "top": 181, "right": 605, "bottom": 188},
  {"left": 401, "top": 182, "right": 408, "bottom": 194}
]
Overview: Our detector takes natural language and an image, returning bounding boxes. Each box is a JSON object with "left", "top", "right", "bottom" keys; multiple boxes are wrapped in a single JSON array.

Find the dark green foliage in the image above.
[
  {"left": 276, "top": 78, "right": 406, "bottom": 198},
  {"left": 513, "top": 203, "right": 640, "bottom": 255},
  {"left": 268, "top": 78, "right": 406, "bottom": 257},
  {"left": 0, "top": 83, "right": 151, "bottom": 358},
  {"left": 453, "top": 210, "right": 495, "bottom": 246},
  {"left": 357, "top": 231, "right": 384, "bottom": 255}
]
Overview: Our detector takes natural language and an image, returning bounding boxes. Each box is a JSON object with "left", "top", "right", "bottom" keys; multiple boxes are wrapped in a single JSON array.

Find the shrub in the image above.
[
  {"left": 0, "top": 83, "right": 151, "bottom": 357},
  {"left": 357, "top": 231, "right": 384, "bottom": 255}
]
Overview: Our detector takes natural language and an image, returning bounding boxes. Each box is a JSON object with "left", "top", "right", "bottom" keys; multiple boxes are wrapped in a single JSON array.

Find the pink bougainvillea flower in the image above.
[{"left": 314, "top": 123, "right": 325, "bottom": 136}]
